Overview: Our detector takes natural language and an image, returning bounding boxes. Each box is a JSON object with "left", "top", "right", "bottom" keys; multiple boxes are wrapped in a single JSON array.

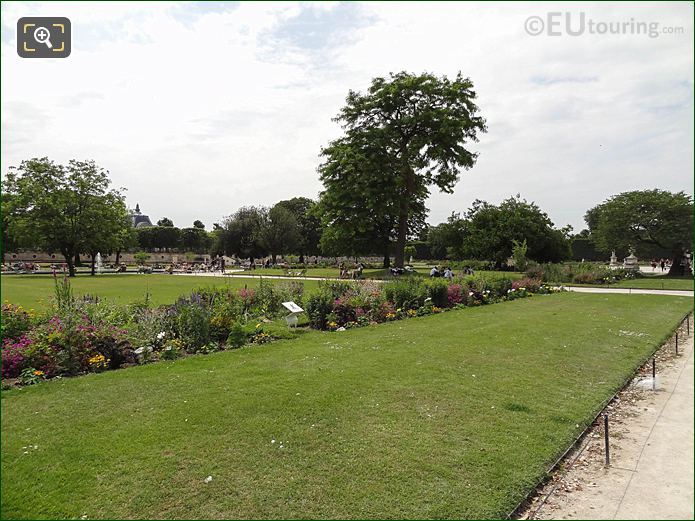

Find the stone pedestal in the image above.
[
  {"left": 609, "top": 251, "right": 620, "bottom": 268},
  {"left": 623, "top": 252, "right": 639, "bottom": 271}
]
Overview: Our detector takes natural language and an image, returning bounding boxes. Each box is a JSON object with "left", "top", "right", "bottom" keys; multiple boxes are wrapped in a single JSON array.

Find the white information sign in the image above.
[{"left": 282, "top": 301, "right": 304, "bottom": 313}]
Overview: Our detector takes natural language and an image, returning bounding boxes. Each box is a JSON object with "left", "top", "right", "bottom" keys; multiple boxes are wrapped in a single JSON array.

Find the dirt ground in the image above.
[{"left": 517, "top": 318, "right": 694, "bottom": 520}]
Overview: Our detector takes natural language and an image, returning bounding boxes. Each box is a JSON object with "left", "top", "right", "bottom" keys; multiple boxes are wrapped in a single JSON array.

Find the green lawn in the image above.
[
  {"left": 1, "top": 274, "right": 320, "bottom": 310},
  {"left": 609, "top": 276, "right": 693, "bottom": 290},
  {"left": 2, "top": 293, "right": 691, "bottom": 519},
  {"left": 567, "top": 276, "right": 693, "bottom": 291}
]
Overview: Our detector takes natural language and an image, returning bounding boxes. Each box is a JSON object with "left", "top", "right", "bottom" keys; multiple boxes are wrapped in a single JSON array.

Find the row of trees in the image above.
[
  {"left": 423, "top": 195, "right": 572, "bottom": 266},
  {"left": 4, "top": 157, "right": 691, "bottom": 276},
  {"left": 4, "top": 75, "right": 692, "bottom": 276},
  {"left": 210, "top": 198, "right": 322, "bottom": 264},
  {"left": 4, "top": 158, "right": 132, "bottom": 277}
]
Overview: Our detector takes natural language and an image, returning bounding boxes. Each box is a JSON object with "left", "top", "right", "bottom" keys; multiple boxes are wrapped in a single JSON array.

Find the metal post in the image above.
[
  {"left": 652, "top": 358, "right": 656, "bottom": 391},
  {"left": 604, "top": 414, "right": 610, "bottom": 466}
]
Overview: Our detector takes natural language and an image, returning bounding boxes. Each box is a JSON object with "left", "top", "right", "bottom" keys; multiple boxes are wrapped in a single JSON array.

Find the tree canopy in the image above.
[
  {"left": 318, "top": 71, "right": 486, "bottom": 267},
  {"left": 3, "top": 158, "right": 130, "bottom": 276},
  {"left": 586, "top": 189, "right": 693, "bottom": 275},
  {"left": 459, "top": 196, "right": 571, "bottom": 266},
  {"left": 274, "top": 197, "right": 322, "bottom": 262}
]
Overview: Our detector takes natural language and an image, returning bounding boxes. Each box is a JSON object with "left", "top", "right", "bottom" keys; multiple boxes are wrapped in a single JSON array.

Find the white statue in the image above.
[{"left": 609, "top": 251, "right": 619, "bottom": 268}]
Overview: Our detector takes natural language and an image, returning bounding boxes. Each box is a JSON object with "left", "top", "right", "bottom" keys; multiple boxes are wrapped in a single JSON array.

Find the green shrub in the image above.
[
  {"left": 383, "top": 278, "right": 427, "bottom": 310},
  {"left": 425, "top": 280, "right": 449, "bottom": 308},
  {"left": 305, "top": 289, "right": 334, "bottom": 329},
  {"left": 161, "top": 339, "right": 183, "bottom": 360},
  {"left": 1, "top": 304, "right": 34, "bottom": 342},
  {"left": 226, "top": 322, "right": 248, "bottom": 348},
  {"left": 174, "top": 303, "right": 210, "bottom": 352}
]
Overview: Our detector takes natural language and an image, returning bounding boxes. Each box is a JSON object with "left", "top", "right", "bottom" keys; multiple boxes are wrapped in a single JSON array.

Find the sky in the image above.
[{"left": 2, "top": 1, "right": 693, "bottom": 232}]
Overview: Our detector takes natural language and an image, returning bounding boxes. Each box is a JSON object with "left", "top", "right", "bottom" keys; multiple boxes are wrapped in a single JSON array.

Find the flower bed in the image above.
[{"left": 1, "top": 274, "right": 562, "bottom": 386}]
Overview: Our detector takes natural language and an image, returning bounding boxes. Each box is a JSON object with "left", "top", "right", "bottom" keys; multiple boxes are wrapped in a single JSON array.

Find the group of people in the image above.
[
  {"left": 164, "top": 259, "right": 226, "bottom": 274},
  {"left": 430, "top": 266, "right": 455, "bottom": 280},
  {"left": 650, "top": 258, "right": 671, "bottom": 272},
  {"left": 339, "top": 262, "right": 365, "bottom": 279},
  {"left": 1, "top": 261, "right": 41, "bottom": 273}
]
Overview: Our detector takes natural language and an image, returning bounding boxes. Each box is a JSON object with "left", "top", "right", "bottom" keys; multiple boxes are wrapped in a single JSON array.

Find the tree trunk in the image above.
[
  {"left": 668, "top": 251, "right": 690, "bottom": 276},
  {"left": 75, "top": 253, "right": 82, "bottom": 267},
  {"left": 394, "top": 166, "right": 414, "bottom": 268},
  {"left": 271, "top": 253, "right": 277, "bottom": 264},
  {"left": 299, "top": 253, "right": 305, "bottom": 264},
  {"left": 115, "top": 250, "right": 121, "bottom": 265},
  {"left": 90, "top": 253, "right": 96, "bottom": 276},
  {"left": 64, "top": 253, "right": 76, "bottom": 277},
  {"left": 394, "top": 209, "right": 408, "bottom": 268},
  {"left": 382, "top": 251, "right": 391, "bottom": 269}
]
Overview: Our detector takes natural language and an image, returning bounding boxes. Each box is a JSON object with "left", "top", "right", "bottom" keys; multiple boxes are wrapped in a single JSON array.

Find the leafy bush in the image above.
[
  {"left": 425, "top": 280, "right": 449, "bottom": 308},
  {"left": 447, "top": 284, "right": 466, "bottom": 306},
  {"left": 384, "top": 278, "right": 427, "bottom": 310},
  {"left": 173, "top": 301, "right": 210, "bottom": 352},
  {"left": 226, "top": 322, "right": 248, "bottom": 349},
  {"left": 512, "top": 277, "right": 542, "bottom": 292},
  {"left": 2, "top": 336, "right": 32, "bottom": 378},
  {"left": 1, "top": 304, "right": 34, "bottom": 342},
  {"left": 162, "top": 339, "right": 184, "bottom": 360},
  {"left": 305, "top": 288, "right": 334, "bottom": 329},
  {"left": 488, "top": 277, "right": 513, "bottom": 298}
]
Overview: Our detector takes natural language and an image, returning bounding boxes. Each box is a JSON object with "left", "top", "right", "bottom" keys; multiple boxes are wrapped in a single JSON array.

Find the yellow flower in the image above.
[
  {"left": 33, "top": 370, "right": 44, "bottom": 376},
  {"left": 255, "top": 323, "right": 261, "bottom": 329}
]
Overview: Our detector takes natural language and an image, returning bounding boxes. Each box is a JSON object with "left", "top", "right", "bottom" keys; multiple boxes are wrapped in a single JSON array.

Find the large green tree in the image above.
[
  {"left": 180, "top": 227, "right": 210, "bottom": 253},
  {"left": 274, "top": 197, "right": 322, "bottom": 263},
  {"left": 586, "top": 189, "right": 693, "bottom": 276},
  {"left": 82, "top": 192, "right": 131, "bottom": 275},
  {"left": 4, "top": 158, "right": 128, "bottom": 276},
  {"left": 320, "top": 71, "right": 486, "bottom": 267},
  {"left": 258, "top": 205, "right": 301, "bottom": 264},
  {"left": 316, "top": 135, "right": 420, "bottom": 267},
  {"left": 460, "top": 196, "right": 571, "bottom": 266},
  {"left": 426, "top": 213, "right": 466, "bottom": 260},
  {"left": 218, "top": 206, "right": 267, "bottom": 261}
]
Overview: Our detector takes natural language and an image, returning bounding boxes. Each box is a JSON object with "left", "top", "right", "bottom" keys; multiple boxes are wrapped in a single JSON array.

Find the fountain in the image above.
[{"left": 96, "top": 252, "right": 103, "bottom": 275}]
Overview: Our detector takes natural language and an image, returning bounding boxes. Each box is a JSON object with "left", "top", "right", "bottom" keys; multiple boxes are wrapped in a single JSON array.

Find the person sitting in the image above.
[
  {"left": 353, "top": 263, "right": 364, "bottom": 279},
  {"left": 430, "top": 266, "right": 440, "bottom": 278},
  {"left": 443, "top": 267, "right": 454, "bottom": 280}
]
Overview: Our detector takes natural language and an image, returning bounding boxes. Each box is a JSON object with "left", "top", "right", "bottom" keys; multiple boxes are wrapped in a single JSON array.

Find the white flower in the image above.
[
  {"left": 204, "top": 476, "right": 213, "bottom": 483},
  {"left": 271, "top": 439, "right": 276, "bottom": 444},
  {"left": 156, "top": 332, "right": 165, "bottom": 340}
]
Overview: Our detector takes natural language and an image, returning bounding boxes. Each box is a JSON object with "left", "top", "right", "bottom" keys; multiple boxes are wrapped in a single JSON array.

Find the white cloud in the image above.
[{"left": 2, "top": 1, "right": 692, "bottom": 231}]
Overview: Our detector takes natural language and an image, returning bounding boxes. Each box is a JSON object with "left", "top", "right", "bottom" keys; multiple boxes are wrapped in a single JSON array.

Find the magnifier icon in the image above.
[{"left": 33, "top": 26, "right": 53, "bottom": 49}]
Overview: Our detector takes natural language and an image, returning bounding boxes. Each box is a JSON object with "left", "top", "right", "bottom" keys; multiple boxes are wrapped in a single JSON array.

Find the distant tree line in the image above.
[
  {"left": 5, "top": 69, "right": 691, "bottom": 280},
  {"left": 5, "top": 158, "right": 691, "bottom": 277}
]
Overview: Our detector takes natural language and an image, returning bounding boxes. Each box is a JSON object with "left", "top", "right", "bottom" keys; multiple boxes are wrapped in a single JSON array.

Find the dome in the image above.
[{"left": 130, "top": 203, "right": 153, "bottom": 228}]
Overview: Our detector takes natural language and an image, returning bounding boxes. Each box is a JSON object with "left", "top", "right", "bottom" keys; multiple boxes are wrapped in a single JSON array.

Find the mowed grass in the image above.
[
  {"left": 1, "top": 274, "right": 321, "bottom": 309},
  {"left": 567, "top": 276, "right": 693, "bottom": 291},
  {"left": 609, "top": 275, "right": 693, "bottom": 291},
  {"left": 2, "top": 293, "right": 692, "bottom": 519}
]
